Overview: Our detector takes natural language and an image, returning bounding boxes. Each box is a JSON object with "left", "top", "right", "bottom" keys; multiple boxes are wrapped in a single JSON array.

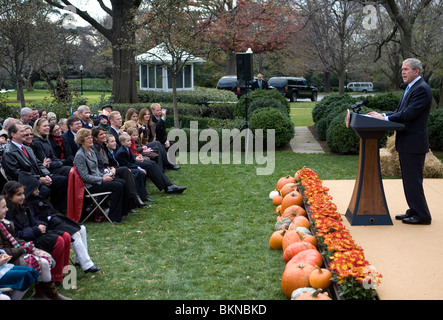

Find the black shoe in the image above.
[
  {"left": 85, "top": 265, "right": 101, "bottom": 274},
  {"left": 168, "top": 165, "right": 181, "bottom": 170},
  {"left": 395, "top": 210, "right": 414, "bottom": 220},
  {"left": 139, "top": 204, "right": 152, "bottom": 209},
  {"left": 112, "top": 220, "right": 125, "bottom": 225},
  {"left": 166, "top": 184, "right": 187, "bottom": 194},
  {"left": 402, "top": 216, "right": 431, "bottom": 225},
  {"left": 143, "top": 197, "right": 155, "bottom": 202}
]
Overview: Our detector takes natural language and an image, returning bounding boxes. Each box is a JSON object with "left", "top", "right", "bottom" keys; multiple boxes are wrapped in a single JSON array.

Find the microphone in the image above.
[{"left": 351, "top": 99, "right": 369, "bottom": 113}]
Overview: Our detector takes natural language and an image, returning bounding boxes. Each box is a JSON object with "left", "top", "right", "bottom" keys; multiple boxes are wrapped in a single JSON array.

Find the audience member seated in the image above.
[
  {"left": 116, "top": 133, "right": 186, "bottom": 194},
  {"left": 73, "top": 128, "right": 129, "bottom": 224},
  {"left": 1, "top": 123, "right": 68, "bottom": 212},
  {"left": 48, "top": 122, "right": 74, "bottom": 167},
  {"left": 62, "top": 115, "right": 83, "bottom": 155},
  {"left": 32, "top": 118, "right": 72, "bottom": 176},
  {"left": 91, "top": 126, "right": 150, "bottom": 209},
  {"left": 0, "top": 195, "right": 70, "bottom": 300},
  {"left": 22, "top": 175, "right": 101, "bottom": 274},
  {"left": 3, "top": 181, "right": 71, "bottom": 286}
]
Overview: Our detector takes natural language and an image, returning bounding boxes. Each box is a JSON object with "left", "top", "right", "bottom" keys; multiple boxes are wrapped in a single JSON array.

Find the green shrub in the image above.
[
  {"left": 249, "top": 108, "right": 294, "bottom": 148},
  {"left": 234, "top": 89, "right": 290, "bottom": 118},
  {"left": 137, "top": 87, "right": 237, "bottom": 105},
  {"left": 312, "top": 94, "right": 356, "bottom": 124},
  {"left": 326, "top": 111, "right": 360, "bottom": 154},
  {"left": 429, "top": 108, "right": 443, "bottom": 150},
  {"left": 247, "top": 97, "right": 288, "bottom": 118},
  {"left": 366, "top": 92, "right": 400, "bottom": 112}
]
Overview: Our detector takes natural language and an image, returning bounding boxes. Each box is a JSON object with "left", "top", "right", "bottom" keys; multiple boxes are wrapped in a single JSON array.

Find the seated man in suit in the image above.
[
  {"left": 1, "top": 123, "right": 68, "bottom": 212},
  {"left": 77, "top": 105, "right": 94, "bottom": 129},
  {"left": 62, "top": 115, "right": 83, "bottom": 156},
  {"left": 116, "top": 133, "right": 186, "bottom": 194},
  {"left": 107, "top": 111, "right": 123, "bottom": 150}
]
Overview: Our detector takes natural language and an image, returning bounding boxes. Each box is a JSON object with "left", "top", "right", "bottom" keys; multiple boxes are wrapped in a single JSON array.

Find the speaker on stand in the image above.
[{"left": 228, "top": 51, "right": 253, "bottom": 159}]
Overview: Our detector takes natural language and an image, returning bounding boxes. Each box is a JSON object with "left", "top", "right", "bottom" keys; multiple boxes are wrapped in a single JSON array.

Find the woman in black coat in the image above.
[
  {"left": 48, "top": 122, "right": 74, "bottom": 167},
  {"left": 32, "top": 118, "right": 72, "bottom": 176}
]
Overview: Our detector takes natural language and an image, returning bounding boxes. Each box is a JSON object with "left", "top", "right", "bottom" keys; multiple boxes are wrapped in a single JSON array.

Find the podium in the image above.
[{"left": 345, "top": 111, "right": 405, "bottom": 225}]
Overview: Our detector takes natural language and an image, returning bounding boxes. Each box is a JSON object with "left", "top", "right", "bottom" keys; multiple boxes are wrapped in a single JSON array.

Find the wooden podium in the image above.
[{"left": 345, "top": 111, "right": 405, "bottom": 226}]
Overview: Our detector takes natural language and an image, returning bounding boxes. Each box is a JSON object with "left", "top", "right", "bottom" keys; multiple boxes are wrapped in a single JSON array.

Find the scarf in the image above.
[
  {"left": 51, "top": 136, "right": 65, "bottom": 159},
  {"left": 0, "top": 221, "right": 41, "bottom": 274}
]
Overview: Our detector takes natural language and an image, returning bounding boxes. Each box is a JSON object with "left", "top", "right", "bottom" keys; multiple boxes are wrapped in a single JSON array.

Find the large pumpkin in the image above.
[
  {"left": 288, "top": 216, "right": 311, "bottom": 229},
  {"left": 283, "top": 241, "right": 316, "bottom": 263},
  {"left": 286, "top": 249, "right": 323, "bottom": 268},
  {"left": 269, "top": 229, "right": 286, "bottom": 250},
  {"left": 281, "top": 191, "right": 303, "bottom": 212},
  {"left": 294, "top": 289, "right": 332, "bottom": 300},
  {"left": 280, "top": 183, "right": 298, "bottom": 197},
  {"left": 281, "top": 229, "right": 302, "bottom": 251},
  {"left": 276, "top": 175, "right": 296, "bottom": 191},
  {"left": 272, "top": 192, "right": 283, "bottom": 206},
  {"left": 309, "top": 266, "right": 333, "bottom": 290},
  {"left": 281, "top": 205, "right": 306, "bottom": 220},
  {"left": 281, "top": 263, "right": 316, "bottom": 298}
]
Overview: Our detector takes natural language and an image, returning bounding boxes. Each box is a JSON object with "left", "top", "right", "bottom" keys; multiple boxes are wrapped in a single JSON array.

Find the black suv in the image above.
[
  {"left": 216, "top": 75, "right": 240, "bottom": 95},
  {"left": 268, "top": 77, "right": 318, "bottom": 102}
]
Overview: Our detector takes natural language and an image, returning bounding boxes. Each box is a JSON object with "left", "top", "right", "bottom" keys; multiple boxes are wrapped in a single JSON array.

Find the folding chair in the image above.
[{"left": 68, "top": 167, "right": 113, "bottom": 225}]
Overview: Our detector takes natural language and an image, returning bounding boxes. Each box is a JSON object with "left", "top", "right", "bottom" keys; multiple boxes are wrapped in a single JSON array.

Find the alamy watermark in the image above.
[{"left": 166, "top": 121, "right": 276, "bottom": 176}]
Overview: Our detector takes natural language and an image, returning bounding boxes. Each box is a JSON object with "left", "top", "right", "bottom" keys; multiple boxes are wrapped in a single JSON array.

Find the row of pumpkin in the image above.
[
  {"left": 269, "top": 168, "right": 381, "bottom": 300},
  {"left": 269, "top": 173, "right": 333, "bottom": 300}
]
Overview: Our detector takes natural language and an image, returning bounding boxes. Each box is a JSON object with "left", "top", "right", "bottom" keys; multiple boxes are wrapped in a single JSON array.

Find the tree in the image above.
[
  {"left": 138, "top": 0, "right": 213, "bottom": 128},
  {"left": 207, "top": 0, "right": 301, "bottom": 74},
  {"left": 0, "top": 0, "right": 57, "bottom": 107},
  {"left": 44, "top": 0, "right": 142, "bottom": 103},
  {"left": 300, "top": 0, "right": 366, "bottom": 94}
]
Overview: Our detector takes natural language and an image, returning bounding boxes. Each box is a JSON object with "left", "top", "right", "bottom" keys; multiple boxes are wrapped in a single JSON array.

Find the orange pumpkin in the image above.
[
  {"left": 283, "top": 241, "right": 316, "bottom": 263},
  {"left": 286, "top": 249, "right": 323, "bottom": 268},
  {"left": 309, "top": 266, "right": 333, "bottom": 290},
  {"left": 280, "top": 191, "right": 303, "bottom": 212},
  {"left": 281, "top": 263, "right": 316, "bottom": 298},
  {"left": 295, "top": 231, "right": 318, "bottom": 248},
  {"left": 280, "top": 183, "right": 298, "bottom": 197},
  {"left": 281, "top": 229, "right": 302, "bottom": 251},
  {"left": 272, "top": 192, "right": 283, "bottom": 206},
  {"left": 281, "top": 205, "right": 306, "bottom": 220},
  {"left": 275, "top": 205, "right": 282, "bottom": 216},
  {"left": 276, "top": 175, "right": 296, "bottom": 191},
  {"left": 295, "top": 289, "right": 332, "bottom": 300},
  {"left": 269, "top": 229, "right": 286, "bottom": 250},
  {"left": 290, "top": 216, "right": 311, "bottom": 229}
]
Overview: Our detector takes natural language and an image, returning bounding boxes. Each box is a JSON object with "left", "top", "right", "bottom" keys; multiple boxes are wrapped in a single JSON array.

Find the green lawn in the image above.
[
  {"left": 290, "top": 101, "right": 316, "bottom": 127},
  {"left": 3, "top": 89, "right": 112, "bottom": 106},
  {"left": 56, "top": 151, "right": 358, "bottom": 300}
]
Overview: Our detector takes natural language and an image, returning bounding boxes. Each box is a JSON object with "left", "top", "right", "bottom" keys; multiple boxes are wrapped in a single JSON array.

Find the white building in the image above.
[{"left": 136, "top": 44, "right": 205, "bottom": 92}]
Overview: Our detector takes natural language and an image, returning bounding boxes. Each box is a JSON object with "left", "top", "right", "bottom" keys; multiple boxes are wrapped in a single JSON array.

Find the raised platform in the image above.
[{"left": 323, "top": 179, "right": 443, "bottom": 300}]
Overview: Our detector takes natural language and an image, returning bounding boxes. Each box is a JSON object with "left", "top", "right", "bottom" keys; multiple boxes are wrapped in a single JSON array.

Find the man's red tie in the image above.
[{"left": 21, "top": 145, "right": 29, "bottom": 158}]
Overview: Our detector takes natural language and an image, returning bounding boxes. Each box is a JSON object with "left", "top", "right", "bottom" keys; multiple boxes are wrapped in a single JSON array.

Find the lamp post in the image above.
[{"left": 80, "top": 65, "right": 84, "bottom": 95}]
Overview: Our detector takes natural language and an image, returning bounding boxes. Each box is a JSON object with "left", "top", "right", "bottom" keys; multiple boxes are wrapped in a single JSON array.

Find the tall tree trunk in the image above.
[{"left": 112, "top": 46, "right": 138, "bottom": 103}]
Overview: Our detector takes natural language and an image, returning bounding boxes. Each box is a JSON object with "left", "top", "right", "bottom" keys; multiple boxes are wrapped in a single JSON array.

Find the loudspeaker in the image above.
[{"left": 236, "top": 53, "right": 253, "bottom": 83}]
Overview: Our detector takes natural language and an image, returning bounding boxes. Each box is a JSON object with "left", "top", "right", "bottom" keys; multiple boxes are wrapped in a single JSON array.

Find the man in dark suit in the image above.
[
  {"left": 62, "top": 115, "right": 83, "bottom": 156},
  {"left": 250, "top": 73, "right": 269, "bottom": 90},
  {"left": 107, "top": 111, "right": 123, "bottom": 151},
  {"left": 368, "top": 58, "right": 432, "bottom": 225},
  {"left": 2, "top": 123, "right": 68, "bottom": 212}
]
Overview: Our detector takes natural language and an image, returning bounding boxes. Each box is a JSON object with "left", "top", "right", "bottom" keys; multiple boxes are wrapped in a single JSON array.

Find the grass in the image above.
[
  {"left": 290, "top": 101, "right": 316, "bottom": 127},
  {"left": 3, "top": 89, "right": 112, "bottom": 106},
  {"left": 57, "top": 151, "right": 358, "bottom": 300}
]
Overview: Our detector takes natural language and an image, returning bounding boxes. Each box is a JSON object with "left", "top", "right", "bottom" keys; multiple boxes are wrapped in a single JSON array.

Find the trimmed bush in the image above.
[
  {"left": 249, "top": 108, "right": 294, "bottom": 148},
  {"left": 428, "top": 108, "right": 443, "bottom": 150},
  {"left": 326, "top": 111, "right": 360, "bottom": 154},
  {"left": 366, "top": 92, "right": 400, "bottom": 112},
  {"left": 235, "top": 89, "right": 290, "bottom": 118}
]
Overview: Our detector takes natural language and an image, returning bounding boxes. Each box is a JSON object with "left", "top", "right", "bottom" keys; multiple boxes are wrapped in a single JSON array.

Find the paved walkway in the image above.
[{"left": 290, "top": 127, "right": 324, "bottom": 153}]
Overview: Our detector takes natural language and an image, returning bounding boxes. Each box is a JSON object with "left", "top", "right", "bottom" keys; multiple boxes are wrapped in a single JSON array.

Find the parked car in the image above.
[
  {"left": 346, "top": 82, "right": 374, "bottom": 93},
  {"left": 268, "top": 77, "right": 318, "bottom": 102},
  {"left": 216, "top": 75, "right": 259, "bottom": 96}
]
